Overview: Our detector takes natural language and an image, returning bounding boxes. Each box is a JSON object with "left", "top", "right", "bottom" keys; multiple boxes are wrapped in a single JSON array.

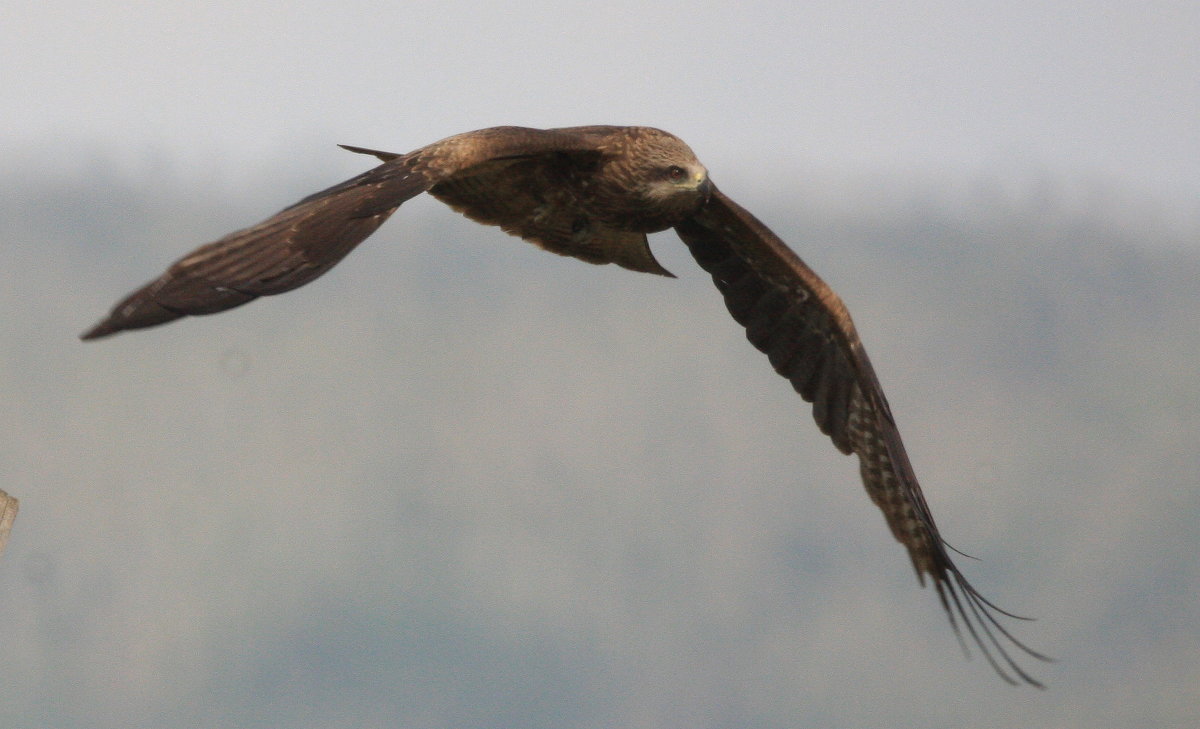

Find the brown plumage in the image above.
[{"left": 81, "top": 125, "right": 1049, "bottom": 685}]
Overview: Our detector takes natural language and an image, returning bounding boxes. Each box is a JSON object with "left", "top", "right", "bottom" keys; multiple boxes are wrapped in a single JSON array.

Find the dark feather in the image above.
[
  {"left": 82, "top": 126, "right": 672, "bottom": 339},
  {"left": 674, "top": 185, "right": 1050, "bottom": 686},
  {"left": 80, "top": 160, "right": 429, "bottom": 339},
  {"left": 80, "top": 125, "right": 1048, "bottom": 687}
]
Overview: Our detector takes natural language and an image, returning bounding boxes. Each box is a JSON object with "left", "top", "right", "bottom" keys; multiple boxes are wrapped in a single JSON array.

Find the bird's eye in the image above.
[{"left": 666, "top": 165, "right": 687, "bottom": 183}]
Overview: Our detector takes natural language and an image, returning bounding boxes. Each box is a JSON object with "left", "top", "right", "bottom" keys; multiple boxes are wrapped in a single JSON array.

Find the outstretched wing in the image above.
[
  {"left": 80, "top": 127, "right": 613, "bottom": 339},
  {"left": 674, "top": 185, "right": 1049, "bottom": 686}
]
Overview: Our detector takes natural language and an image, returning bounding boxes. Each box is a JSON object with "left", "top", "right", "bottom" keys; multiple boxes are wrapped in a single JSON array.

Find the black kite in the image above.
[{"left": 82, "top": 125, "right": 1048, "bottom": 685}]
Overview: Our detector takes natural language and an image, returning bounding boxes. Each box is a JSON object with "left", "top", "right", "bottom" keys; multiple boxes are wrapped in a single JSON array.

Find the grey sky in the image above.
[
  {"left": 6, "top": 1, "right": 1199, "bottom": 229},
  {"left": 2, "top": 2, "right": 1199, "bottom": 728}
]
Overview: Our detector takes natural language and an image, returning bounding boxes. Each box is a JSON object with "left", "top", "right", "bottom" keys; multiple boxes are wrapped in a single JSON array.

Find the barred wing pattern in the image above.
[{"left": 674, "top": 186, "right": 1049, "bottom": 686}]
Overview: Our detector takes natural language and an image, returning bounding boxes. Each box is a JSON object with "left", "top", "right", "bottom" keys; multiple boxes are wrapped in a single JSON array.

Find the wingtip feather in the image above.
[{"left": 80, "top": 319, "right": 119, "bottom": 341}]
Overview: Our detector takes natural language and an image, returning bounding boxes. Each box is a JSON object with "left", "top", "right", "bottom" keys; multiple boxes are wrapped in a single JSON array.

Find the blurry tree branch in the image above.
[{"left": 0, "top": 489, "right": 16, "bottom": 559}]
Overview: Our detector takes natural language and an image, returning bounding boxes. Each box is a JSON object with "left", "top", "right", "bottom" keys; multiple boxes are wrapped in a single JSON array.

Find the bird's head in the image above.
[
  {"left": 639, "top": 130, "right": 710, "bottom": 197},
  {"left": 608, "top": 128, "right": 711, "bottom": 230}
]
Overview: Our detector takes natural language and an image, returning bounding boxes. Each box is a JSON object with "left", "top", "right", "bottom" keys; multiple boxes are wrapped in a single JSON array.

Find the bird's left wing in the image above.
[
  {"left": 80, "top": 127, "right": 611, "bottom": 339},
  {"left": 674, "top": 185, "right": 1049, "bottom": 686}
]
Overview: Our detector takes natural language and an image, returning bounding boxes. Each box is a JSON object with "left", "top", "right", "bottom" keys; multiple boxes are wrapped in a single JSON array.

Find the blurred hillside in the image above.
[{"left": 1, "top": 162, "right": 1197, "bottom": 729}]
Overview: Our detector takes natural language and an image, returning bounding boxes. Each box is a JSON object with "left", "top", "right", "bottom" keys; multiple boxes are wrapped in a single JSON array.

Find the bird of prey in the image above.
[{"left": 81, "top": 125, "right": 1048, "bottom": 685}]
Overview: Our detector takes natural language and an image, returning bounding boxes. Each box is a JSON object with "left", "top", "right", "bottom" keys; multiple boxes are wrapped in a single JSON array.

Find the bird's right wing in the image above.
[
  {"left": 80, "top": 127, "right": 612, "bottom": 339},
  {"left": 79, "top": 157, "right": 428, "bottom": 339}
]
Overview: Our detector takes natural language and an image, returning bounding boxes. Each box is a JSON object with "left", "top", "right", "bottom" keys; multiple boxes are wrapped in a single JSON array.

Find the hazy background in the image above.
[{"left": 2, "top": 2, "right": 1198, "bottom": 727}]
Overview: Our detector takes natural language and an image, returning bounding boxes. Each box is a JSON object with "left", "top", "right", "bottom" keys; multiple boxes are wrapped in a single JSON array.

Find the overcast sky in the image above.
[
  {"left": 2, "top": 2, "right": 1199, "bottom": 728},
  {"left": 6, "top": 1, "right": 1199, "bottom": 232}
]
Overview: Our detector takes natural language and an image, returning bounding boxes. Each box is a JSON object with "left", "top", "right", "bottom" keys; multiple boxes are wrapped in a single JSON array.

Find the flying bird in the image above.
[{"left": 81, "top": 125, "right": 1048, "bottom": 685}]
